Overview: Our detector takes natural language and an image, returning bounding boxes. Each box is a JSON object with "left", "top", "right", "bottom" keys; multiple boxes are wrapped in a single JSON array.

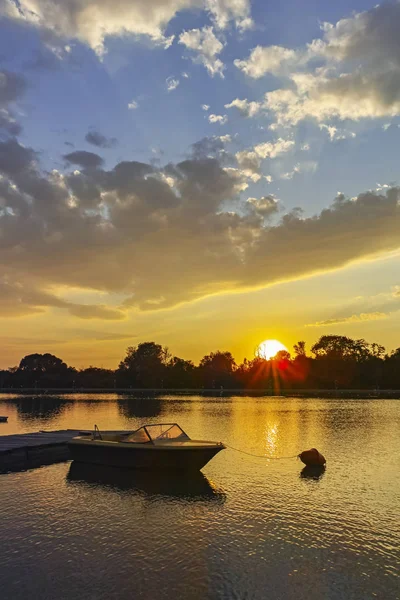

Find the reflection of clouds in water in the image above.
[{"left": 67, "top": 462, "right": 226, "bottom": 503}]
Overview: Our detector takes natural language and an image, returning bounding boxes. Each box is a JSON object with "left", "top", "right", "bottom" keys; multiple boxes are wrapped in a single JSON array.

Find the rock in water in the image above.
[{"left": 298, "top": 448, "right": 326, "bottom": 466}]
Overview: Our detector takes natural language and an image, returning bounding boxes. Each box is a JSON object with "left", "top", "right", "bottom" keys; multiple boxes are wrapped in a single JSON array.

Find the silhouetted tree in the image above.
[
  {"left": 117, "top": 342, "right": 169, "bottom": 388},
  {"left": 77, "top": 367, "right": 115, "bottom": 389},
  {"left": 198, "top": 351, "right": 236, "bottom": 388},
  {"left": 293, "top": 341, "right": 307, "bottom": 357},
  {"left": 1, "top": 336, "right": 399, "bottom": 391},
  {"left": 164, "top": 356, "right": 195, "bottom": 388},
  {"left": 15, "top": 353, "right": 75, "bottom": 388}
]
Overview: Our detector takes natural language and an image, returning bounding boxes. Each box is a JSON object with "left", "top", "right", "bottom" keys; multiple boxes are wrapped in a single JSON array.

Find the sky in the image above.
[{"left": 0, "top": 0, "right": 400, "bottom": 368}]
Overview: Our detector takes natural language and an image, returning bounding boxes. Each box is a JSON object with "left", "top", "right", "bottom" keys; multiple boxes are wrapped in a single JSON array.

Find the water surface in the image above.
[{"left": 0, "top": 395, "right": 399, "bottom": 599}]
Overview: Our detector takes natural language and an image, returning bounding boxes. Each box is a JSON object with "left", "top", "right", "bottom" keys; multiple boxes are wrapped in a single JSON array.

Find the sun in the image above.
[{"left": 257, "top": 339, "right": 288, "bottom": 360}]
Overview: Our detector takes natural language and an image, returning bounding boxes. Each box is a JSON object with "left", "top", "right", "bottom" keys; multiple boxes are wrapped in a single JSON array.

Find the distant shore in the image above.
[{"left": 0, "top": 388, "right": 399, "bottom": 399}]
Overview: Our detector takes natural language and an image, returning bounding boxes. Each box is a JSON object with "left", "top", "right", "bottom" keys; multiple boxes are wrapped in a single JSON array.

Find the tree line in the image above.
[{"left": 0, "top": 335, "right": 399, "bottom": 391}]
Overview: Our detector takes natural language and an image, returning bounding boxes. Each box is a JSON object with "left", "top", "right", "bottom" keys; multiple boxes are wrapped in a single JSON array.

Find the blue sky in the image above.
[
  {"left": 0, "top": 0, "right": 400, "bottom": 366},
  {"left": 1, "top": 0, "right": 396, "bottom": 211}
]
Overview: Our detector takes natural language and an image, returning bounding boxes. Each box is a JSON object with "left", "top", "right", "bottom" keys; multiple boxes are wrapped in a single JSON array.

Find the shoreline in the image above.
[{"left": 1, "top": 388, "right": 400, "bottom": 398}]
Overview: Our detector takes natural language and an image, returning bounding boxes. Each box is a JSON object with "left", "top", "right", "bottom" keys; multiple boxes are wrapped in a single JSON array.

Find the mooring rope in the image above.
[{"left": 223, "top": 442, "right": 299, "bottom": 460}]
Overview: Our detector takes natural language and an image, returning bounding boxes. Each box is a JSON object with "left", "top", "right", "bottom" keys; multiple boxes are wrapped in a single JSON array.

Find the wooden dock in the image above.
[{"left": 0, "top": 429, "right": 128, "bottom": 474}]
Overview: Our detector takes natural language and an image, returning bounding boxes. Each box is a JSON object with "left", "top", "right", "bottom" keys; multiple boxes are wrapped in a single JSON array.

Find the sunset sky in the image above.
[{"left": 0, "top": 0, "right": 400, "bottom": 368}]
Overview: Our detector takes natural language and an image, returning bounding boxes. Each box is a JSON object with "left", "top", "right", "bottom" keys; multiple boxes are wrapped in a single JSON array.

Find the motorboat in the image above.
[
  {"left": 0, "top": 416, "right": 8, "bottom": 423},
  {"left": 68, "top": 423, "right": 225, "bottom": 471}
]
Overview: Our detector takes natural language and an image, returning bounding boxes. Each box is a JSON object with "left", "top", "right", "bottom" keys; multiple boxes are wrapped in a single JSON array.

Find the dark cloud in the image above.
[
  {"left": 0, "top": 110, "right": 22, "bottom": 135},
  {"left": 247, "top": 195, "right": 279, "bottom": 217},
  {"left": 191, "top": 136, "right": 227, "bottom": 158},
  {"left": 0, "top": 138, "right": 36, "bottom": 175},
  {"left": 85, "top": 130, "right": 117, "bottom": 148},
  {"left": 0, "top": 278, "right": 126, "bottom": 320},
  {"left": 0, "top": 141, "right": 400, "bottom": 318},
  {"left": 0, "top": 70, "right": 26, "bottom": 136},
  {"left": 0, "top": 70, "right": 26, "bottom": 105},
  {"left": 64, "top": 150, "right": 104, "bottom": 169}
]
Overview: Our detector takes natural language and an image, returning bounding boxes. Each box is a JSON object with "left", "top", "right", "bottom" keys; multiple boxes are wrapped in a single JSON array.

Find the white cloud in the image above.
[
  {"left": 206, "top": 0, "right": 253, "bottom": 31},
  {"left": 319, "top": 123, "right": 356, "bottom": 141},
  {"left": 218, "top": 134, "right": 231, "bottom": 143},
  {"left": 179, "top": 26, "right": 225, "bottom": 77},
  {"left": 224, "top": 98, "right": 262, "bottom": 118},
  {"left": 128, "top": 99, "right": 139, "bottom": 110},
  {"left": 235, "top": 150, "right": 262, "bottom": 182},
  {"left": 166, "top": 76, "right": 180, "bottom": 92},
  {"left": 233, "top": 3, "right": 400, "bottom": 128},
  {"left": 2, "top": 1, "right": 253, "bottom": 57},
  {"left": 253, "top": 138, "right": 295, "bottom": 158},
  {"left": 235, "top": 138, "right": 294, "bottom": 182},
  {"left": 234, "top": 45, "right": 298, "bottom": 78},
  {"left": 281, "top": 161, "right": 317, "bottom": 180},
  {"left": 208, "top": 113, "right": 228, "bottom": 125},
  {"left": 1, "top": 0, "right": 189, "bottom": 54}
]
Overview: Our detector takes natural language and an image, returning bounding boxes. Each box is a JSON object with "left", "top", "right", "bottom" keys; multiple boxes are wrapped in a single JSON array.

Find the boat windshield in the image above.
[
  {"left": 123, "top": 428, "right": 152, "bottom": 443},
  {"left": 146, "top": 424, "right": 189, "bottom": 442},
  {"left": 123, "top": 423, "right": 189, "bottom": 444}
]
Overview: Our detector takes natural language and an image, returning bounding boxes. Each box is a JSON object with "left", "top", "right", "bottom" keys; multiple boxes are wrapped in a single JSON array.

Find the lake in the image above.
[{"left": 0, "top": 394, "right": 399, "bottom": 599}]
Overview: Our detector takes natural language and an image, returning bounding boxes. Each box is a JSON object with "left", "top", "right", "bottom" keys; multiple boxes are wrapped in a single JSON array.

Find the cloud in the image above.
[
  {"left": 179, "top": 26, "right": 225, "bottom": 77},
  {"left": 247, "top": 195, "right": 279, "bottom": 217},
  {"left": 191, "top": 135, "right": 230, "bottom": 158},
  {"left": 319, "top": 124, "right": 356, "bottom": 141},
  {"left": 64, "top": 150, "right": 104, "bottom": 169},
  {"left": 206, "top": 0, "right": 252, "bottom": 31},
  {"left": 67, "top": 304, "right": 125, "bottom": 320},
  {"left": 0, "top": 70, "right": 26, "bottom": 105},
  {"left": 232, "top": 3, "right": 400, "bottom": 127},
  {"left": 307, "top": 312, "right": 389, "bottom": 327},
  {"left": 253, "top": 138, "right": 294, "bottom": 158},
  {"left": 235, "top": 138, "right": 294, "bottom": 181},
  {"left": 0, "top": 109, "right": 22, "bottom": 135},
  {"left": 85, "top": 130, "right": 117, "bottom": 148},
  {"left": 2, "top": 0, "right": 252, "bottom": 55},
  {"left": 0, "top": 277, "right": 125, "bottom": 319},
  {"left": 208, "top": 113, "right": 228, "bottom": 125},
  {"left": 235, "top": 150, "right": 262, "bottom": 181},
  {"left": 234, "top": 45, "right": 298, "bottom": 78},
  {"left": 2, "top": 0, "right": 180, "bottom": 54},
  {"left": 224, "top": 98, "right": 262, "bottom": 118},
  {"left": 0, "top": 138, "right": 36, "bottom": 175},
  {"left": 281, "top": 160, "right": 317, "bottom": 180},
  {"left": 0, "top": 70, "right": 27, "bottom": 135},
  {"left": 1, "top": 136, "right": 400, "bottom": 318},
  {"left": 128, "top": 99, "right": 139, "bottom": 110},
  {"left": 166, "top": 76, "right": 180, "bottom": 92}
]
